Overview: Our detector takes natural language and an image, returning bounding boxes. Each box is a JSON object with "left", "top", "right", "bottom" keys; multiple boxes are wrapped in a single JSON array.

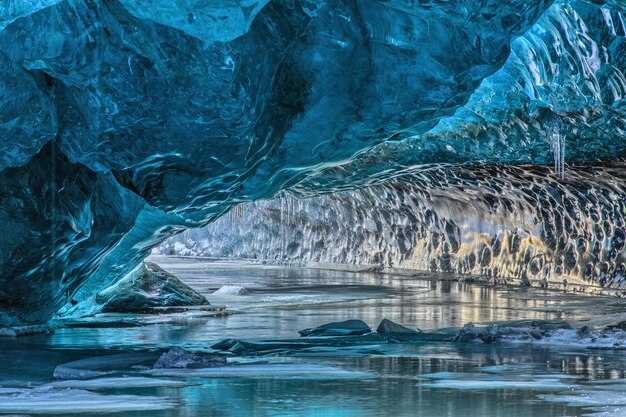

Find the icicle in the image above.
[{"left": 548, "top": 118, "right": 565, "bottom": 180}]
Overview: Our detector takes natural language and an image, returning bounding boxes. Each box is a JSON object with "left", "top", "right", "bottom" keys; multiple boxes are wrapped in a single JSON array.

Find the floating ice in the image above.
[
  {"left": 146, "top": 363, "right": 370, "bottom": 379},
  {"left": 420, "top": 379, "right": 573, "bottom": 390},
  {"left": 420, "top": 365, "right": 575, "bottom": 390},
  {"left": 0, "top": 387, "right": 175, "bottom": 414},
  {"left": 153, "top": 347, "right": 226, "bottom": 369},
  {"left": 53, "top": 352, "right": 161, "bottom": 380},
  {"left": 48, "top": 377, "right": 193, "bottom": 390},
  {"left": 539, "top": 389, "right": 626, "bottom": 406},
  {"left": 299, "top": 320, "right": 371, "bottom": 337},
  {"left": 212, "top": 286, "right": 250, "bottom": 296}
]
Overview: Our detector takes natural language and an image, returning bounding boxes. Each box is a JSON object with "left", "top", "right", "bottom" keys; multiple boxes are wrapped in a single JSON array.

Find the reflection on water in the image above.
[{"left": 1, "top": 257, "right": 626, "bottom": 416}]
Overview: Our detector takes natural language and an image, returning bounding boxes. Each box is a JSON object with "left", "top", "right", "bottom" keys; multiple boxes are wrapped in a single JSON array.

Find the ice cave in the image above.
[{"left": 2, "top": 1, "right": 626, "bottom": 416}]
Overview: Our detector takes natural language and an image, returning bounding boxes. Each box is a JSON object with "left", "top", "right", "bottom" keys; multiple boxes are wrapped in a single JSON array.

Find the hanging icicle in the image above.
[{"left": 548, "top": 116, "right": 565, "bottom": 180}]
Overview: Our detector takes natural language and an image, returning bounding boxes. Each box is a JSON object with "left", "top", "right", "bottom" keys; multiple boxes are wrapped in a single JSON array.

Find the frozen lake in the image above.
[{"left": 1, "top": 256, "right": 626, "bottom": 417}]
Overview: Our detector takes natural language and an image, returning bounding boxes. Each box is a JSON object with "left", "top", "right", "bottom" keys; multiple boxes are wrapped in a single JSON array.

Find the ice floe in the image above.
[
  {"left": 212, "top": 285, "right": 250, "bottom": 296},
  {"left": 0, "top": 387, "right": 175, "bottom": 414},
  {"left": 48, "top": 377, "right": 193, "bottom": 390},
  {"left": 146, "top": 363, "right": 371, "bottom": 379},
  {"left": 420, "top": 363, "right": 575, "bottom": 390}
]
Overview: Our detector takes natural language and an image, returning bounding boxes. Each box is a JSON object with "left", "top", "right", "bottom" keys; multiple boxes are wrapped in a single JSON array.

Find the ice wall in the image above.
[
  {"left": 2, "top": 0, "right": 626, "bottom": 325},
  {"left": 162, "top": 162, "right": 626, "bottom": 292}
]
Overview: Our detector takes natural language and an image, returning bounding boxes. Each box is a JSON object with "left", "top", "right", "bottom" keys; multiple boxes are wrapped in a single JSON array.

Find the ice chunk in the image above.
[
  {"left": 96, "top": 262, "right": 209, "bottom": 314},
  {"left": 376, "top": 319, "right": 420, "bottom": 335},
  {"left": 421, "top": 378, "right": 573, "bottom": 390},
  {"left": 49, "top": 377, "right": 193, "bottom": 389},
  {"left": 539, "top": 390, "right": 626, "bottom": 406},
  {"left": 212, "top": 285, "right": 250, "bottom": 296},
  {"left": 0, "top": 387, "right": 175, "bottom": 414},
  {"left": 146, "top": 363, "right": 369, "bottom": 379},
  {"left": 53, "top": 352, "right": 161, "bottom": 380},
  {"left": 153, "top": 347, "right": 226, "bottom": 369},
  {"left": 299, "top": 320, "right": 371, "bottom": 337}
]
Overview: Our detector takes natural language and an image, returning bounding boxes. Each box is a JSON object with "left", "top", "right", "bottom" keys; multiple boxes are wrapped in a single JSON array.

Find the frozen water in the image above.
[
  {"left": 48, "top": 377, "right": 193, "bottom": 389},
  {"left": 420, "top": 365, "right": 575, "bottom": 390},
  {"left": 420, "top": 379, "right": 573, "bottom": 390},
  {"left": 212, "top": 285, "right": 250, "bottom": 296},
  {"left": 2, "top": 261, "right": 626, "bottom": 417},
  {"left": 53, "top": 352, "right": 161, "bottom": 380},
  {"left": 0, "top": 387, "right": 175, "bottom": 414},
  {"left": 146, "top": 363, "right": 371, "bottom": 379}
]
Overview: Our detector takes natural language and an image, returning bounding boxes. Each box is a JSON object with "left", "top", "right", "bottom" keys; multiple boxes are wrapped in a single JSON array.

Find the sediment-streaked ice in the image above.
[{"left": 0, "top": 387, "right": 175, "bottom": 414}]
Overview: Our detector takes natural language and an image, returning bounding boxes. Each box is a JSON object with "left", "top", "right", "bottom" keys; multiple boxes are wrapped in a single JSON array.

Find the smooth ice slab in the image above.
[
  {"left": 146, "top": 363, "right": 371, "bottom": 379},
  {"left": 48, "top": 377, "right": 194, "bottom": 390},
  {"left": 53, "top": 352, "right": 161, "bottom": 380},
  {"left": 0, "top": 387, "right": 176, "bottom": 414}
]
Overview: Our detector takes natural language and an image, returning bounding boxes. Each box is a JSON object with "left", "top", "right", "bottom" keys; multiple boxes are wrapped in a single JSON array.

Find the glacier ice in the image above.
[
  {"left": 1, "top": 0, "right": 626, "bottom": 326},
  {"left": 161, "top": 162, "right": 626, "bottom": 292}
]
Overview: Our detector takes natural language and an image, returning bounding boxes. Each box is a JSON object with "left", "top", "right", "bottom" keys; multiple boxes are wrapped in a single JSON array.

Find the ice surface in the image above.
[
  {"left": 53, "top": 352, "right": 161, "bottom": 380},
  {"left": 146, "top": 363, "right": 370, "bottom": 379},
  {"left": 421, "top": 379, "right": 573, "bottom": 390},
  {"left": 213, "top": 285, "right": 250, "bottom": 296},
  {"left": 299, "top": 320, "right": 371, "bottom": 337},
  {"left": 0, "top": 387, "right": 175, "bottom": 414},
  {"left": 0, "top": 0, "right": 63, "bottom": 31},
  {"left": 48, "top": 377, "right": 193, "bottom": 389},
  {"left": 539, "top": 386, "right": 626, "bottom": 416},
  {"left": 153, "top": 347, "right": 226, "bottom": 369},
  {"left": 420, "top": 364, "right": 575, "bottom": 390}
]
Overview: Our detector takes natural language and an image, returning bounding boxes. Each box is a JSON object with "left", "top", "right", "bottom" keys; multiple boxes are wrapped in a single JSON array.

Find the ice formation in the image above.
[
  {"left": 162, "top": 163, "right": 626, "bottom": 292},
  {"left": 1, "top": 0, "right": 626, "bottom": 325}
]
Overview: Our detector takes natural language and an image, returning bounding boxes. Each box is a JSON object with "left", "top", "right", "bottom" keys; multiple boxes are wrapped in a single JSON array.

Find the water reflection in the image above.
[{"left": 1, "top": 259, "right": 626, "bottom": 417}]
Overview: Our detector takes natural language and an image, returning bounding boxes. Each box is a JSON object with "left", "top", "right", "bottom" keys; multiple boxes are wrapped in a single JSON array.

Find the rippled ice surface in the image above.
[{"left": 2, "top": 256, "right": 626, "bottom": 417}]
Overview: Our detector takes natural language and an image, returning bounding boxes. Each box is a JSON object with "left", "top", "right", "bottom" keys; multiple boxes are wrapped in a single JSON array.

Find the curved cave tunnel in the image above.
[{"left": 2, "top": 0, "right": 626, "bottom": 328}]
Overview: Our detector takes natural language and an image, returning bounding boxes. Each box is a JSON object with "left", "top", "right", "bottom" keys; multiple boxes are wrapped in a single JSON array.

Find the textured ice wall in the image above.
[
  {"left": 2, "top": 0, "right": 626, "bottom": 325},
  {"left": 162, "top": 162, "right": 626, "bottom": 292}
]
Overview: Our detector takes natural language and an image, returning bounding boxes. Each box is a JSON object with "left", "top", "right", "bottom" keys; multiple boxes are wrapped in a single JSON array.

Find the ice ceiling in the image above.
[{"left": 2, "top": 0, "right": 626, "bottom": 325}]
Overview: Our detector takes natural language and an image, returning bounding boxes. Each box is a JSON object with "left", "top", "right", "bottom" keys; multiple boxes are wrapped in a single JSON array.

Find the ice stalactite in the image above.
[{"left": 548, "top": 118, "right": 566, "bottom": 180}]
